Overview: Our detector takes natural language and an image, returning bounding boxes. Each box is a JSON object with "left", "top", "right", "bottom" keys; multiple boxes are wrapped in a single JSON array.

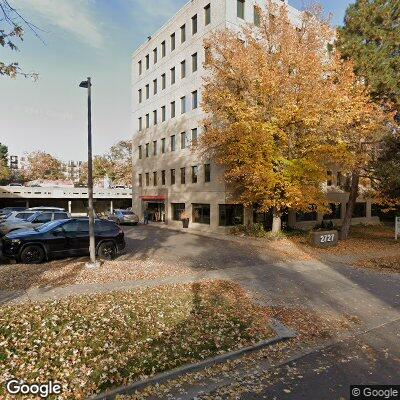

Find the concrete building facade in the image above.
[{"left": 132, "top": 0, "right": 379, "bottom": 232}]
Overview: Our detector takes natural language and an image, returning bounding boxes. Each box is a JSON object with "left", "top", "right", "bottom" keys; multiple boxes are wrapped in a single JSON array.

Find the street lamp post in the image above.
[{"left": 79, "top": 77, "right": 98, "bottom": 267}]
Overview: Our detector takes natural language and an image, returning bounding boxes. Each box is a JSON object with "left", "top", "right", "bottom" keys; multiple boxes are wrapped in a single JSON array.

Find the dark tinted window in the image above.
[
  {"left": 34, "top": 213, "right": 52, "bottom": 223},
  {"left": 95, "top": 220, "right": 118, "bottom": 233},
  {"left": 77, "top": 220, "right": 89, "bottom": 232},
  {"left": 54, "top": 212, "right": 69, "bottom": 220},
  {"left": 15, "top": 213, "right": 33, "bottom": 220},
  {"left": 62, "top": 220, "right": 80, "bottom": 233}
]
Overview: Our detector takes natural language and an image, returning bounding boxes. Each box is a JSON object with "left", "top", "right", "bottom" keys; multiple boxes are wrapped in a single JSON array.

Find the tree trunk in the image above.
[
  {"left": 271, "top": 207, "right": 282, "bottom": 234},
  {"left": 341, "top": 171, "right": 360, "bottom": 240}
]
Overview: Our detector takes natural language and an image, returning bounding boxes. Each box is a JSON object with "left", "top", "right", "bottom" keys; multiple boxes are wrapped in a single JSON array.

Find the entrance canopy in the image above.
[{"left": 140, "top": 196, "right": 166, "bottom": 201}]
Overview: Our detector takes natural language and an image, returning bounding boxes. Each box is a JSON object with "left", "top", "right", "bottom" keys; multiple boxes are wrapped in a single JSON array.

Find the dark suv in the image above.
[{"left": 2, "top": 218, "right": 125, "bottom": 264}]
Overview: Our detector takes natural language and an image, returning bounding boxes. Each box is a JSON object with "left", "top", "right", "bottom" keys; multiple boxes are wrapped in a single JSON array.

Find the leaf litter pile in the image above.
[
  {"left": 118, "top": 307, "right": 361, "bottom": 400},
  {"left": 0, "top": 280, "right": 274, "bottom": 399}
]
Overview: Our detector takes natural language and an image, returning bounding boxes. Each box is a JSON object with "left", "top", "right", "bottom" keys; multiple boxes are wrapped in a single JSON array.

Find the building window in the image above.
[
  {"left": 254, "top": 5, "right": 261, "bottom": 26},
  {"left": 296, "top": 210, "right": 317, "bottom": 222},
  {"left": 237, "top": 0, "right": 245, "bottom": 19},
  {"left": 153, "top": 171, "right": 157, "bottom": 186},
  {"left": 204, "top": 4, "right": 211, "bottom": 25},
  {"left": 323, "top": 203, "right": 341, "bottom": 220},
  {"left": 192, "top": 14, "right": 198, "bottom": 35},
  {"left": 161, "top": 73, "right": 166, "bottom": 89},
  {"left": 153, "top": 78, "right": 157, "bottom": 94},
  {"left": 161, "top": 170, "right": 166, "bottom": 185},
  {"left": 171, "top": 67, "right": 176, "bottom": 84},
  {"left": 145, "top": 54, "right": 149, "bottom": 70},
  {"left": 145, "top": 114, "right": 150, "bottom": 128},
  {"left": 138, "top": 173, "right": 142, "bottom": 187},
  {"left": 191, "top": 165, "right": 198, "bottom": 183},
  {"left": 138, "top": 118, "right": 142, "bottom": 131},
  {"left": 327, "top": 170, "right": 333, "bottom": 186},
  {"left": 219, "top": 204, "right": 244, "bottom": 226},
  {"left": 180, "top": 167, "right": 186, "bottom": 184},
  {"left": 145, "top": 143, "right": 149, "bottom": 157},
  {"left": 153, "top": 47, "right": 158, "bottom": 64},
  {"left": 181, "top": 96, "right": 186, "bottom": 114},
  {"left": 171, "top": 135, "right": 176, "bottom": 151},
  {"left": 192, "top": 52, "right": 198, "bottom": 72},
  {"left": 204, "top": 163, "right": 211, "bottom": 182},
  {"left": 171, "top": 32, "right": 176, "bottom": 51},
  {"left": 181, "top": 24, "right": 186, "bottom": 43},
  {"left": 161, "top": 138, "right": 166, "bottom": 153},
  {"left": 145, "top": 84, "right": 149, "bottom": 99},
  {"left": 181, "top": 60, "right": 186, "bottom": 78},
  {"left": 352, "top": 202, "right": 366, "bottom": 218},
  {"left": 172, "top": 203, "right": 185, "bottom": 221},
  {"left": 161, "top": 40, "right": 166, "bottom": 57},
  {"left": 192, "top": 90, "right": 198, "bottom": 109},
  {"left": 153, "top": 140, "right": 157, "bottom": 156},
  {"left": 171, "top": 101, "right": 176, "bottom": 118},
  {"left": 138, "top": 60, "right": 142, "bottom": 75},
  {"left": 138, "top": 145, "right": 142, "bottom": 159},
  {"left": 193, "top": 203, "right": 210, "bottom": 225},
  {"left": 161, "top": 105, "right": 166, "bottom": 122},
  {"left": 153, "top": 110, "right": 157, "bottom": 125},
  {"left": 138, "top": 89, "right": 142, "bottom": 103},
  {"left": 170, "top": 169, "right": 176, "bottom": 185},
  {"left": 180, "top": 132, "right": 187, "bottom": 149},
  {"left": 192, "top": 128, "right": 198, "bottom": 144},
  {"left": 145, "top": 173, "right": 149, "bottom": 186}
]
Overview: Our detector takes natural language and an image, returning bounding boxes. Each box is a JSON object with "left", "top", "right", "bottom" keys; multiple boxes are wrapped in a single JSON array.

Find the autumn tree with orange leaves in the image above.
[{"left": 199, "top": 1, "right": 388, "bottom": 236}]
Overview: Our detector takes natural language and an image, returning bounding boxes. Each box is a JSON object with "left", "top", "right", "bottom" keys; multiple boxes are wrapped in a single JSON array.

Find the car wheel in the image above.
[
  {"left": 20, "top": 245, "right": 45, "bottom": 264},
  {"left": 98, "top": 241, "right": 117, "bottom": 260}
]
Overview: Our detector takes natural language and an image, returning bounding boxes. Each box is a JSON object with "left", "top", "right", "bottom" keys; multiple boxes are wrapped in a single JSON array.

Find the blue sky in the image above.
[{"left": 0, "top": 0, "right": 353, "bottom": 160}]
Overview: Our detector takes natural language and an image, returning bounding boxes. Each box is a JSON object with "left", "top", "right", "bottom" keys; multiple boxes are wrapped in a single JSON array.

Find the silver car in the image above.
[
  {"left": 0, "top": 210, "right": 37, "bottom": 224},
  {"left": 108, "top": 209, "right": 139, "bottom": 225},
  {"left": 0, "top": 210, "right": 71, "bottom": 236}
]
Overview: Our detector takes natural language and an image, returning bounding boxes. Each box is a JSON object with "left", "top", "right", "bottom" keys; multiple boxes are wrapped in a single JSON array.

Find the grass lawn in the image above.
[{"left": 0, "top": 281, "right": 274, "bottom": 399}]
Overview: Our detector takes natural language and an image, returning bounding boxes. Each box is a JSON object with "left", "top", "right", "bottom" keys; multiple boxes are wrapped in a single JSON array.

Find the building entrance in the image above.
[{"left": 140, "top": 196, "right": 166, "bottom": 223}]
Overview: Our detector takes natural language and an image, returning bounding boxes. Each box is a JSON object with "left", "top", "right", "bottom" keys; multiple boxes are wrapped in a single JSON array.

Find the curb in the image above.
[{"left": 88, "top": 318, "right": 296, "bottom": 400}]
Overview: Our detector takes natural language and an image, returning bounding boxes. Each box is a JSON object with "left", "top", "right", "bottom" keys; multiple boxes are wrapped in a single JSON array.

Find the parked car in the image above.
[
  {"left": 2, "top": 218, "right": 125, "bottom": 263},
  {"left": 107, "top": 209, "right": 139, "bottom": 225},
  {"left": 0, "top": 210, "right": 37, "bottom": 224},
  {"left": 0, "top": 210, "right": 71, "bottom": 236},
  {"left": 27, "top": 207, "right": 65, "bottom": 212},
  {"left": 0, "top": 207, "right": 27, "bottom": 215}
]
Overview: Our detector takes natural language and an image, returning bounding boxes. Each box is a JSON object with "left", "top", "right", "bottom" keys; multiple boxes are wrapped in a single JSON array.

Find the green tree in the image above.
[
  {"left": 337, "top": 0, "right": 400, "bottom": 119},
  {"left": 0, "top": 142, "right": 10, "bottom": 183},
  {"left": 371, "top": 133, "right": 400, "bottom": 205}
]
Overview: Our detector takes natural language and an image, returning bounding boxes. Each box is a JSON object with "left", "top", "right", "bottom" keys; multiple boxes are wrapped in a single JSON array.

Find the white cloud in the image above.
[{"left": 13, "top": 0, "right": 103, "bottom": 48}]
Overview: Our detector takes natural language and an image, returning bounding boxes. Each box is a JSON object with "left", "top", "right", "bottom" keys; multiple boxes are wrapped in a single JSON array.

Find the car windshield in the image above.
[
  {"left": 26, "top": 212, "right": 41, "bottom": 222},
  {"left": 33, "top": 220, "right": 63, "bottom": 232},
  {"left": 121, "top": 211, "right": 134, "bottom": 215}
]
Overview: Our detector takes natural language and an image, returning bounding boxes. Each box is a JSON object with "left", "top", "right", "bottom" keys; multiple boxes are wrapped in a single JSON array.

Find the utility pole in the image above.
[{"left": 79, "top": 77, "right": 98, "bottom": 267}]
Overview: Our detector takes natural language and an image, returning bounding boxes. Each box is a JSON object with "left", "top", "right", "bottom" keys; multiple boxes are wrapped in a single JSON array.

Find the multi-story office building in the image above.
[
  {"left": 132, "top": 0, "right": 379, "bottom": 232},
  {"left": 62, "top": 160, "right": 84, "bottom": 183}
]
